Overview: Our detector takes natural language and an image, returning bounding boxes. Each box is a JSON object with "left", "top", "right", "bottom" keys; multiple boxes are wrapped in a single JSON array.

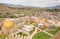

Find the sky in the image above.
[{"left": 0, "top": 0, "right": 60, "bottom": 7}]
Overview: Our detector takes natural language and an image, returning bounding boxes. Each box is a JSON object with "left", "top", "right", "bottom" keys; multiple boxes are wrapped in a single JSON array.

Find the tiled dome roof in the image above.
[{"left": 3, "top": 20, "right": 14, "bottom": 28}]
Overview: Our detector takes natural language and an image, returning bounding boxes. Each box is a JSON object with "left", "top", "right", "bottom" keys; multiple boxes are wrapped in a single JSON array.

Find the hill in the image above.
[
  {"left": 45, "top": 5, "right": 60, "bottom": 9},
  {"left": 0, "top": 3, "right": 60, "bottom": 19},
  {"left": 0, "top": 3, "right": 46, "bottom": 18}
]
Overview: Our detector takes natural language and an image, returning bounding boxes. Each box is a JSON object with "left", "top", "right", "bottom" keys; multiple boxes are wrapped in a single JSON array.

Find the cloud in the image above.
[
  {"left": 0, "top": 0, "right": 60, "bottom": 7},
  {"left": 18, "top": 0, "right": 59, "bottom": 7}
]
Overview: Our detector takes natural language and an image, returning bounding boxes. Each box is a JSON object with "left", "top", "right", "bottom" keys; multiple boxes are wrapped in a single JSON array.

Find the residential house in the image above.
[
  {"left": 55, "top": 21, "right": 60, "bottom": 27},
  {"left": 47, "top": 20, "right": 56, "bottom": 25}
]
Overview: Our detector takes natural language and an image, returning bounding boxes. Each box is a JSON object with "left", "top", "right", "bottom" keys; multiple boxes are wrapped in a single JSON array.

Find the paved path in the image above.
[
  {"left": 9, "top": 27, "right": 53, "bottom": 39},
  {"left": 9, "top": 27, "right": 38, "bottom": 39},
  {"left": 10, "top": 29, "right": 29, "bottom": 36},
  {"left": 38, "top": 28, "right": 54, "bottom": 37},
  {"left": 30, "top": 27, "right": 38, "bottom": 37},
  {"left": 27, "top": 27, "right": 38, "bottom": 39}
]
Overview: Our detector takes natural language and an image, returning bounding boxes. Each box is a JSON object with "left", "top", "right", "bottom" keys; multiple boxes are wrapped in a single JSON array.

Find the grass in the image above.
[
  {"left": 47, "top": 28, "right": 60, "bottom": 35},
  {"left": 0, "top": 34, "right": 9, "bottom": 39},
  {"left": 17, "top": 32, "right": 28, "bottom": 36},
  {"left": 0, "top": 18, "right": 4, "bottom": 22},
  {"left": 33, "top": 32, "right": 51, "bottom": 39}
]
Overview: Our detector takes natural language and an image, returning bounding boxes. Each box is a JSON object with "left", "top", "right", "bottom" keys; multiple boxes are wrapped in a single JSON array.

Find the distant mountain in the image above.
[
  {"left": 45, "top": 5, "right": 60, "bottom": 9},
  {"left": 53, "top": 5, "right": 60, "bottom": 9},
  {"left": 0, "top": 3, "right": 60, "bottom": 18},
  {"left": 0, "top": 3, "right": 25, "bottom": 8},
  {"left": 0, "top": 3, "right": 47, "bottom": 18}
]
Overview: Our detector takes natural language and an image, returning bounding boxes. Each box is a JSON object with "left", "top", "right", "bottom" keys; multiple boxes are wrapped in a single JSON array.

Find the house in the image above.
[
  {"left": 51, "top": 31, "right": 60, "bottom": 39},
  {"left": 38, "top": 22, "right": 44, "bottom": 28},
  {"left": 32, "top": 17, "right": 45, "bottom": 24},
  {"left": 55, "top": 21, "right": 60, "bottom": 27},
  {"left": 44, "top": 22, "right": 51, "bottom": 27},
  {"left": 47, "top": 20, "right": 56, "bottom": 25},
  {"left": 32, "top": 17, "right": 52, "bottom": 28}
]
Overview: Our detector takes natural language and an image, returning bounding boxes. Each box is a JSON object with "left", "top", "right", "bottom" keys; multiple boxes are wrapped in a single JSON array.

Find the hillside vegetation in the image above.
[{"left": 0, "top": 4, "right": 60, "bottom": 18}]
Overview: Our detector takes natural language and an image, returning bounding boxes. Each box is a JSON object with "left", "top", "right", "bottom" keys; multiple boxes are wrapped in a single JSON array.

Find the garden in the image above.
[
  {"left": 47, "top": 27, "right": 60, "bottom": 35},
  {"left": 33, "top": 32, "right": 51, "bottom": 39}
]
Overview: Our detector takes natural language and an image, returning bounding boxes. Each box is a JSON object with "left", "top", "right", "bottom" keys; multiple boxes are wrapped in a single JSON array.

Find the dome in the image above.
[{"left": 3, "top": 20, "right": 14, "bottom": 28}]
